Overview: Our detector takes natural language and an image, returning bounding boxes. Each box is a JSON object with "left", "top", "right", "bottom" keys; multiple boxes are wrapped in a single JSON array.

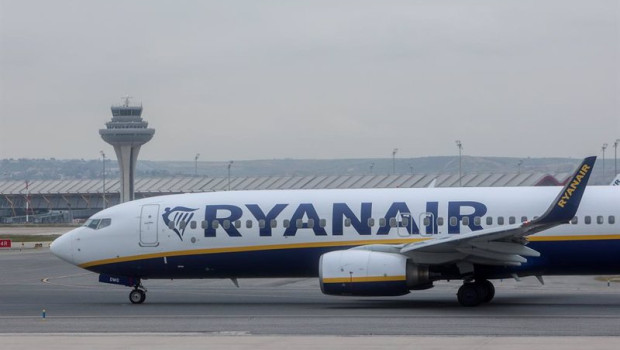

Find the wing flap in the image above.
[
  {"left": 469, "top": 241, "right": 540, "bottom": 257},
  {"left": 455, "top": 246, "right": 527, "bottom": 263}
]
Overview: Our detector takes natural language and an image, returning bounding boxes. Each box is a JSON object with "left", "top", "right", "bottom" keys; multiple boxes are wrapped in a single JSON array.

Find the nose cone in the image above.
[{"left": 50, "top": 231, "right": 74, "bottom": 264}]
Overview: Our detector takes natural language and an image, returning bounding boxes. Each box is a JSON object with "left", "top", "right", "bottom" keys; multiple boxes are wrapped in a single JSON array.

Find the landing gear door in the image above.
[
  {"left": 140, "top": 204, "right": 159, "bottom": 247},
  {"left": 419, "top": 212, "right": 435, "bottom": 236}
]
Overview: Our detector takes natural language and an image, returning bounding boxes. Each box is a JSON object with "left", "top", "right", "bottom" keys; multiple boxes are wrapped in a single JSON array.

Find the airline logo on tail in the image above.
[
  {"left": 557, "top": 163, "right": 591, "bottom": 208},
  {"left": 611, "top": 175, "right": 620, "bottom": 186}
]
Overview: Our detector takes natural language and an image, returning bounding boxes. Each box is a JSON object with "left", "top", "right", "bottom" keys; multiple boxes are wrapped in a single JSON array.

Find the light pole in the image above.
[
  {"left": 194, "top": 153, "right": 200, "bottom": 176},
  {"left": 25, "top": 180, "right": 29, "bottom": 223},
  {"left": 455, "top": 140, "right": 463, "bottom": 186},
  {"left": 369, "top": 162, "right": 374, "bottom": 175},
  {"left": 614, "top": 139, "right": 619, "bottom": 176},
  {"left": 392, "top": 148, "right": 398, "bottom": 175},
  {"left": 602, "top": 143, "right": 608, "bottom": 180},
  {"left": 517, "top": 159, "right": 523, "bottom": 175},
  {"left": 227, "top": 161, "right": 234, "bottom": 191},
  {"left": 100, "top": 151, "right": 106, "bottom": 209}
]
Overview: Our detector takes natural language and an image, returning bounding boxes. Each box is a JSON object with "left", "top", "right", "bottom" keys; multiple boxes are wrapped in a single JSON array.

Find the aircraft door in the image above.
[
  {"left": 140, "top": 204, "right": 159, "bottom": 247},
  {"left": 419, "top": 212, "right": 436, "bottom": 236}
]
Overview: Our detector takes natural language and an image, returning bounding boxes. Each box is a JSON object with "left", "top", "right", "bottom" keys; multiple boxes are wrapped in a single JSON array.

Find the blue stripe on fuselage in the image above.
[{"left": 86, "top": 238, "right": 620, "bottom": 280}]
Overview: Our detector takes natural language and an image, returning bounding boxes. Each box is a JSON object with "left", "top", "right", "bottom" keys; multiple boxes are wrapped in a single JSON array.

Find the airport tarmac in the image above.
[
  {"left": 1, "top": 248, "right": 620, "bottom": 349},
  {"left": 1, "top": 248, "right": 620, "bottom": 335}
]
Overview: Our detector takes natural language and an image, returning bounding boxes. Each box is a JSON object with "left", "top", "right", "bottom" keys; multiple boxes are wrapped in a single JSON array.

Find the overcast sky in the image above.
[{"left": 1, "top": 1, "right": 618, "bottom": 162}]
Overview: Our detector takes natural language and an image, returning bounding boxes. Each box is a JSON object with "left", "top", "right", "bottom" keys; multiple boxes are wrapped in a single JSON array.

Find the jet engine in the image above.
[{"left": 319, "top": 250, "right": 433, "bottom": 296}]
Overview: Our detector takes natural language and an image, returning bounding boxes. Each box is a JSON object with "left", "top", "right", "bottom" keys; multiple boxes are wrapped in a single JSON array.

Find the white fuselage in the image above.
[{"left": 51, "top": 185, "right": 620, "bottom": 279}]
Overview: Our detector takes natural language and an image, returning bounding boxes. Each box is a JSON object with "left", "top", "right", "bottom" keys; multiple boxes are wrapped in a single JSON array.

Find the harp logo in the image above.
[{"left": 162, "top": 206, "right": 198, "bottom": 241}]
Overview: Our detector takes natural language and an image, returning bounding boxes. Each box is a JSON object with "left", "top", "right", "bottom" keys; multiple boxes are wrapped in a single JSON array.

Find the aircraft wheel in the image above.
[
  {"left": 129, "top": 289, "right": 146, "bottom": 304},
  {"left": 479, "top": 280, "right": 495, "bottom": 303},
  {"left": 457, "top": 283, "right": 482, "bottom": 307}
]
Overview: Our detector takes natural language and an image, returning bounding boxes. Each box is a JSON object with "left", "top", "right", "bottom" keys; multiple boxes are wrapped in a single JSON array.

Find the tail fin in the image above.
[
  {"left": 610, "top": 174, "right": 620, "bottom": 186},
  {"left": 534, "top": 156, "right": 596, "bottom": 225}
]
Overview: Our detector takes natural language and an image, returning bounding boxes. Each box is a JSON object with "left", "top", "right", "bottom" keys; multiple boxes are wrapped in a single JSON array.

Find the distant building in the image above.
[{"left": 0, "top": 172, "right": 571, "bottom": 223}]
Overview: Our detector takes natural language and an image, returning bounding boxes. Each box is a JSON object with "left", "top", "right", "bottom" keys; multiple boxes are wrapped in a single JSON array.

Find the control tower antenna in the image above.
[
  {"left": 99, "top": 97, "right": 155, "bottom": 203},
  {"left": 122, "top": 95, "right": 133, "bottom": 107}
]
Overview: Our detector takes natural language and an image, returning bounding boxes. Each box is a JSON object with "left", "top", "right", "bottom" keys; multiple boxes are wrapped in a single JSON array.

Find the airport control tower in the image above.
[{"left": 99, "top": 97, "right": 155, "bottom": 203}]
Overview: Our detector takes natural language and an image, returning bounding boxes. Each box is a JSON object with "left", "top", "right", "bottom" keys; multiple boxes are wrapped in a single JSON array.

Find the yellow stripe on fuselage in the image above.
[
  {"left": 322, "top": 276, "right": 406, "bottom": 284},
  {"left": 78, "top": 237, "right": 428, "bottom": 269},
  {"left": 528, "top": 234, "right": 620, "bottom": 242},
  {"left": 79, "top": 234, "right": 620, "bottom": 269}
]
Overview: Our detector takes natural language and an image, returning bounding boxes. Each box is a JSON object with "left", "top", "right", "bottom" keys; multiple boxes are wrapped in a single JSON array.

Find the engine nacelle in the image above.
[{"left": 319, "top": 250, "right": 432, "bottom": 297}]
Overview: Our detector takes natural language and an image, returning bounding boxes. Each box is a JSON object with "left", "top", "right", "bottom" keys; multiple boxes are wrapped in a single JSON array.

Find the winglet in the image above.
[{"left": 534, "top": 156, "right": 596, "bottom": 225}]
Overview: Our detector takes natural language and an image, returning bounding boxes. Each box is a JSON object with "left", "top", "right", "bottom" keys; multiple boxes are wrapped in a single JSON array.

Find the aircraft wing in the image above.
[{"left": 359, "top": 156, "right": 596, "bottom": 267}]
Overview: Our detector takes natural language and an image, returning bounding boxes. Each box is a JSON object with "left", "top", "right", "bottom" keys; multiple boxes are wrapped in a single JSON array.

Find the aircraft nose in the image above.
[{"left": 50, "top": 231, "right": 74, "bottom": 264}]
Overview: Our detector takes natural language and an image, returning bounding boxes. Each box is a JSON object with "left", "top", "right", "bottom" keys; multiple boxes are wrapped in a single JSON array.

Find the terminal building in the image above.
[{"left": 0, "top": 172, "right": 570, "bottom": 223}]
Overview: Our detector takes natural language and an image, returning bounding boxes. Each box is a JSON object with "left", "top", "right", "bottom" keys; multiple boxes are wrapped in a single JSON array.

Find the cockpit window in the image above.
[
  {"left": 84, "top": 218, "right": 112, "bottom": 230},
  {"left": 99, "top": 218, "right": 112, "bottom": 229},
  {"left": 85, "top": 219, "right": 100, "bottom": 229}
]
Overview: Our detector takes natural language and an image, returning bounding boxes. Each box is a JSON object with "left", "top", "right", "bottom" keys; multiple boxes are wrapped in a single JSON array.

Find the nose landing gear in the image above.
[{"left": 129, "top": 281, "right": 147, "bottom": 304}]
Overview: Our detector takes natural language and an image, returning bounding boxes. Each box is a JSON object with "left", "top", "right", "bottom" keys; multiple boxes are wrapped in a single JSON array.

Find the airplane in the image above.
[{"left": 50, "top": 156, "right": 620, "bottom": 306}]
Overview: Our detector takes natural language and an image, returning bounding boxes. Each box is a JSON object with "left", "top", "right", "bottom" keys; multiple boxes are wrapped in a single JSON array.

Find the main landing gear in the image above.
[
  {"left": 129, "top": 280, "right": 147, "bottom": 304},
  {"left": 457, "top": 279, "right": 495, "bottom": 307}
]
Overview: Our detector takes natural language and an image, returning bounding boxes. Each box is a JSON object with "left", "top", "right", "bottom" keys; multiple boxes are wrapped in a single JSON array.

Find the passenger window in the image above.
[
  {"left": 212, "top": 220, "right": 219, "bottom": 229},
  {"left": 498, "top": 217, "right": 504, "bottom": 225},
  {"left": 571, "top": 217, "right": 578, "bottom": 225},
  {"left": 486, "top": 216, "right": 493, "bottom": 225},
  {"left": 296, "top": 219, "right": 303, "bottom": 228},
  {"left": 271, "top": 219, "right": 278, "bottom": 228},
  {"left": 368, "top": 218, "right": 375, "bottom": 227},
  {"left": 402, "top": 217, "right": 409, "bottom": 227},
  {"left": 344, "top": 218, "right": 352, "bottom": 227},
  {"left": 283, "top": 219, "right": 290, "bottom": 228},
  {"left": 597, "top": 216, "right": 604, "bottom": 224},
  {"left": 450, "top": 217, "right": 457, "bottom": 226},
  {"left": 609, "top": 216, "right": 615, "bottom": 225},
  {"left": 168, "top": 221, "right": 175, "bottom": 230},
  {"left": 223, "top": 220, "right": 230, "bottom": 229},
  {"left": 474, "top": 217, "right": 480, "bottom": 226},
  {"left": 180, "top": 221, "right": 187, "bottom": 229},
  {"left": 423, "top": 216, "right": 430, "bottom": 226},
  {"left": 259, "top": 220, "right": 266, "bottom": 229},
  {"left": 307, "top": 219, "right": 315, "bottom": 227},
  {"left": 437, "top": 217, "right": 444, "bottom": 226},
  {"left": 584, "top": 216, "right": 591, "bottom": 224},
  {"left": 379, "top": 218, "right": 386, "bottom": 227},
  {"left": 99, "top": 218, "right": 111, "bottom": 229},
  {"left": 246, "top": 220, "right": 253, "bottom": 229},
  {"left": 190, "top": 221, "right": 197, "bottom": 229},
  {"left": 235, "top": 220, "right": 241, "bottom": 229},
  {"left": 509, "top": 216, "right": 516, "bottom": 225},
  {"left": 389, "top": 218, "right": 397, "bottom": 227},
  {"left": 521, "top": 216, "right": 528, "bottom": 223},
  {"left": 462, "top": 217, "right": 469, "bottom": 226},
  {"left": 319, "top": 219, "right": 326, "bottom": 228}
]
